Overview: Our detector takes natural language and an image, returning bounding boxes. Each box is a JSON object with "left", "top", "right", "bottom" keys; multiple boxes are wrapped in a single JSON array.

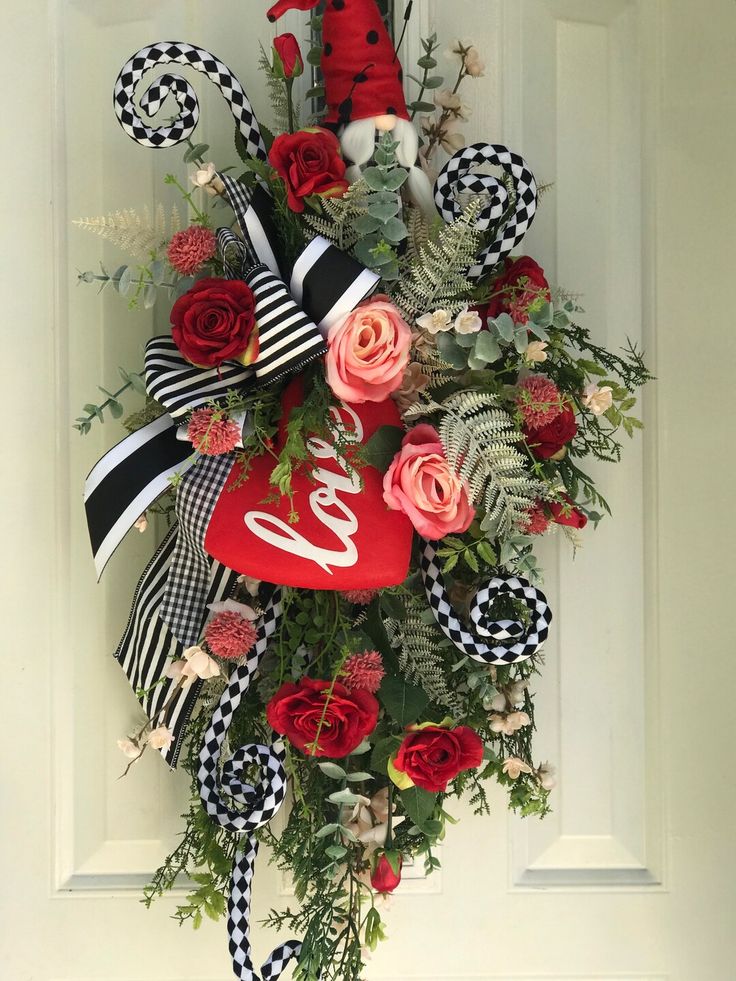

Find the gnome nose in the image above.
[{"left": 267, "top": 0, "right": 321, "bottom": 21}]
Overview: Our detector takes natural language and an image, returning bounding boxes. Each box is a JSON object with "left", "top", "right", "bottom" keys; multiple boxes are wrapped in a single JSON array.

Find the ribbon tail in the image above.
[{"left": 84, "top": 414, "right": 194, "bottom": 580}]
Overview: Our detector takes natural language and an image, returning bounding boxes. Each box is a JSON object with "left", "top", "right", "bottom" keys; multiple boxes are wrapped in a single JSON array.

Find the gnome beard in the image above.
[{"left": 267, "top": 0, "right": 436, "bottom": 215}]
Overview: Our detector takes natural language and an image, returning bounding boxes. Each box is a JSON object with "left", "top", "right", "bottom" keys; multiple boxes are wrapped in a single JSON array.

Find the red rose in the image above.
[
  {"left": 549, "top": 494, "right": 588, "bottom": 529},
  {"left": 393, "top": 725, "right": 484, "bottom": 793},
  {"left": 269, "top": 127, "right": 348, "bottom": 213},
  {"left": 266, "top": 677, "right": 379, "bottom": 758},
  {"left": 524, "top": 401, "right": 577, "bottom": 459},
  {"left": 486, "top": 256, "right": 551, "bottom": 323},
  {"left": 170, "top": 278, "right": 258, "bottom": 369},
  {"left": 371, "top": 853, "right": 402, "bottom": 894},
  {"left": 272, "top": 33, "right": 303, "bottom": 79}
]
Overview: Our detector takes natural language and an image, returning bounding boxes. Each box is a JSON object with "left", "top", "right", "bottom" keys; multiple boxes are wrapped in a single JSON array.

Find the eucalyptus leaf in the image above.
[
  {"left": 473, "top": 330, "right": 503, "bottom": 364},
  {"left": 408, "top": 100, "right": 437, "bottom": 114},
  {"left": 150, "top": 260, "right": 165, "bottom": 286},
  {"left": 325, "top": 844, "right": 347, "bottom": 861},
  {"left": 367, "top": 198, "right": 400, "bottom": 222},
  {"left": 491, "top": 313, "right": 515, "bottom": 342},
  {"left": 353, "top": 214, "right": 383, "bottom": 235},
  {"left": 108, "top": 400, "right": 124, "bottom": 419},
  {"left": 314, "top": 823, "right": 340, "bottom": 839},
  {"left": 327, "top": 788, "right": 365, "bottom": 805},
  {"left": 346, "top": 772, "right": 373, "bottom": 783},
  {"left": 381, "top": 217, "right": 408, "bottom": 243},
  {"left": 183, "top": 142, "right": 210, "bottom": 163},
  {"left": 318, "top": 762, "right": 347, "bottom": 780},
  {"left": 116, "top": 266, "right": 133, "bottom": 296},
  {"left": 382, "top": 169, "right": 409, "bottom": 192},
  {"left": 362, "top": 167, "right": 388, "bottom": 192},
  {"left": 143, "top": 283, "right": 158, "bottom": 309},
  {"left": 435, "top": 331, "right": 468, "bottom": 369},
  {"left": 423, "top": 76, "right": 444, "bottom": 89}
]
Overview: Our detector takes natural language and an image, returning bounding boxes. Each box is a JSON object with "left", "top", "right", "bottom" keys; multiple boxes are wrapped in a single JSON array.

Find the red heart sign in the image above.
[{"left": 204, "top": 379, "right": 413, "bottom": 590}]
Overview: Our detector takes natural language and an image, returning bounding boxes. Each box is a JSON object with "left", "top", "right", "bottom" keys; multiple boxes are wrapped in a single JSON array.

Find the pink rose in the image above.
[
  {"left": 326, "top": 300, "right": 412, "bottom": 404},
  {"left": 382, "top": 425, "right": 475, "bottom": 538}
]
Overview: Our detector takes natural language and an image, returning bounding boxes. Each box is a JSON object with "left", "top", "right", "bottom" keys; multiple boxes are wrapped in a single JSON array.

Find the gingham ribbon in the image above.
[
  {"left": 434, "top": 143, "right": 538, "bottom": 282},
  {"left": 113, "top": 42, "right": 266, "bottom": 157},
  {"left": 197, "top": 590, "right": 303, "bottom": 981},
  {"left": 419, "top": 539, "right": 552, "bottom": 664},
  {"left": 159, "top": 454, "right": 236, "bottom": 648}
]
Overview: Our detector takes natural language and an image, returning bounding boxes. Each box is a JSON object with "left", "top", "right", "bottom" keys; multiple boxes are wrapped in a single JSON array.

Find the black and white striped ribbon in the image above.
[
  {"left": 419, "top": 539, "right": 552, "bottom": 664},
  {"left": 145, "top": 335, "right": 255, "bottom": 419},
  {"left": 84, "top": 414, "right": 194, "bottom": 580},
  {"left": 434, "top": 143, "right": 538, "bottom": 282},
  {"left": 115, "top": 523, "right": 239, "bottom": 767},
  {"left": 113, "top": 42, "right": 266, "bottom": 158},
  {"left": 159, "top": 454, "right": 235, "bottom": 647},
  {"left": 197, "top": 591, "right": 303, "bottom": 981},
  {"left": 218, "top": 173, "right": 379, "bottom": 336}
]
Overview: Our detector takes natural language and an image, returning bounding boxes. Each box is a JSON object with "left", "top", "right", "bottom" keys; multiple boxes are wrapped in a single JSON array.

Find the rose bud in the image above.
[
  {"left": 370, "top": 852, "right": 402, "bottom": 894},
  {"left": 272, "top": 33, "right": 304, "bottom": 79}
]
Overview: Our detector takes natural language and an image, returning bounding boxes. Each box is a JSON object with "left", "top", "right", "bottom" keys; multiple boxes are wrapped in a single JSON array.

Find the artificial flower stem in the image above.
[
  {"left": 385, "top": 783, "right": 394, "bottom": 849},
  {"left": 285, "top": 77, "right": 295, "bottom": 133},
  {"left": 163, "top": 174, "right": 210, "bottom": 224}
]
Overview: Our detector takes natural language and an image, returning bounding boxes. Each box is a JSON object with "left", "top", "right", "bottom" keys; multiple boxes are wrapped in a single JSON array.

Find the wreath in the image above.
[{"left": 75, "top": 3, "right": 652, "bottom": 979}]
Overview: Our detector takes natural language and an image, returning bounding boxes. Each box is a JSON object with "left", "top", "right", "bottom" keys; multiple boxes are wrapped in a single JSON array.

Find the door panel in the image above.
[{"left": 3, "top": 1, "right": 735, "bottom": 979}]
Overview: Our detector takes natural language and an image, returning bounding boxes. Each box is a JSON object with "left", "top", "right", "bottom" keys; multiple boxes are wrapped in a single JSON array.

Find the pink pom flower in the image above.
[
  {"left": 167, "top": 225, "right": 217, "bottom": 276},
  {"left": 341, "top": 651, "right": 385, "bottom": 694},
  {"left": 205, "top": 610, "right": 258, "bottom": 660},
  {"left": 515, "top": 375, "right": 563, "bottom": 429},
  {"left": 522, "top": 503, "right": 550, "bottom": 535},
  {"left": 187, "top": 408, "right": 241, "bottom": 455},
  {"left": 341, "top": 588, "right": 378, "bottom": 606}
]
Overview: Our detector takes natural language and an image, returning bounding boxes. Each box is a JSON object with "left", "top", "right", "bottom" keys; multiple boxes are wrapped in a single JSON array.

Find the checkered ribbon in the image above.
[
  {"left": 113, "top": 42, "right": 266, "bottom": 157},
  {"left": 197, "top": 591, "right": 303, "bottom": 981},
  {"left": 434, "top": 143, "right": 538, "bottom": 282},
  {"left": 419, "top": 539, "right": 552, "bottom": 664},
  {"left": 159, "top": 454, "right": 235, "bottom": 647}
]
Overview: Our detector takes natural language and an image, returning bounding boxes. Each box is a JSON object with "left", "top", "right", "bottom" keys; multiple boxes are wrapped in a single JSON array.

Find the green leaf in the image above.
[
  {"left": 143, "top": 284, "right": 157, "bottom": 309},
  {"left": 363, "top": 167, "right": 388, "bottom": 192},
  {"left": 346, "top": 772, "right": 373, "bottom": 782},
  {"left": 314, "top": 823, "right": 340, "bottom": 839},
  {"left": 116, "top": 266, "right": 133, "bottom": 296},
  {"left": 367, "top": 197, "right": 400, "bottom": 222},
  {"left": 327, "top": 788, "right": 365, "bottom": 805},
  {"left": 473, "top": 330, "right": 503, "bottom": 364},
  {"left": 183, "top": 142, "right": 210, "bottom": 163},
  {"left": 108, "top": 400, "right": 124, "bottom": 419},
  {"left": 379, "top": 677, "right": 429, "bottom": 727},
  {"left": 349, "top": 738, "right": 372, "bottom": 756},
  {"left": 417, "top": 55, "right": 438, "bottom": 69},
  {"left": 435, "top": 331, "right": 468, "bottom": 369},
  {"left": 150, "top": 260, "right": 165, "bottom": 286},
  {"left": 382, "top": 169, "right": 409, "bottom": 192},
  {"left": 325, "top": 844, "right": 347, "bottom": 861},
  {"left": 362, "top": 425, "right": 404, "bottom": 472},
  {"left": 127, "top": 372, "right": 147, "bottom": 395},
  {"left": 353, "top": 213, "right": 383, "bottom": 236},
  {"left": 318, "top": 761, "right": 347, "bottom": 780},
  {"left": 371, "top": 735, "right": 403, "bottom": 774},
  {"left": 400, "top": 785, "right": 437, "bottom": 830},
  {"left": 423, "top": 76, "right": 444, "bottom": 89},
  {"left": 408, "top": 100, "right": 437, "bottom": 114},
  {"left": 464, "top": 548, "right": 479, "bottom": 572},
  {"left": 381, "top": 217, "right": 408, "bottom": 243}
]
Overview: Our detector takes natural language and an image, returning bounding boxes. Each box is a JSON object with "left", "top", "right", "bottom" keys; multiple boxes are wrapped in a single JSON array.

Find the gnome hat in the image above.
[{"left": 268, "top": 0, "right": 408, "bottom": 125}]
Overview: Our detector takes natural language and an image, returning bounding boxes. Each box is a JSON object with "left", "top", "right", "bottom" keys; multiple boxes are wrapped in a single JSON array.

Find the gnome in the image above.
[{"left": 267, "top": 0, "right": 436, "bottom": 214}]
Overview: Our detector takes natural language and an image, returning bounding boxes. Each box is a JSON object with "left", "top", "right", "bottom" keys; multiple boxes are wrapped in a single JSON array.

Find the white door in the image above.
[{"left": 3, "top": 1, "right": 735, "bottom": 979}]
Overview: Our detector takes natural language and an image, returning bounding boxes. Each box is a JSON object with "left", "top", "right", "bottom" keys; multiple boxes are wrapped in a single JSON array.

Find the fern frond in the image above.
[
  {"left": 405, "top": 204, "right": 430, "bottom": 262},
  {"left": 388, "top": 596, "right": 464, "bottom": 714},
  {"left": 258, "top": 44, "right": 299, "bottom": 133},
  {"left": 303, "top": 179, "right": 370, "bottom": 251},
  {"left": 73, "top": 205, "right": 181, "bottom": 259},
  {"left": 423, "top": 391, "right": 545, "bottom": 536},
  {"left": 390, "top": 200, "right": 482, "bottom": 322}
]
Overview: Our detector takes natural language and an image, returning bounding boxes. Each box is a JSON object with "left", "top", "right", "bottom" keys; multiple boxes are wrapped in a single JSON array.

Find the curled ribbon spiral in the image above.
[
  {"left": 434, "top": 143, "right": 538, "bottom": 282},
  {"left": 197, "top": 590, "right": 302, "bottom": 981},
  {"left": 113, "top": 41, "right": 266, "bottom": 159},
  {"left": 419, "top": 539, "right": 552, "bottom": 664}
]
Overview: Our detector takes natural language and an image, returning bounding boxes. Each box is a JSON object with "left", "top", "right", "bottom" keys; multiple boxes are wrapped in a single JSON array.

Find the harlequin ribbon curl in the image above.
[
  {"left": 434, "top": 143, "right": 539, "bottom": 282},
  {"left": 195, "top": 589, "right": 302, "bottom": 981},
  {"left": 419, "top": 539, "right": 552, "bottom": 664}
]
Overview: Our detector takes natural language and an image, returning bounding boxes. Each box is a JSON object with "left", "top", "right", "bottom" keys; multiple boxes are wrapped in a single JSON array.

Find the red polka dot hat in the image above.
[{"left": 267, "top": 0, "right": 409, "bottom": 125}]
